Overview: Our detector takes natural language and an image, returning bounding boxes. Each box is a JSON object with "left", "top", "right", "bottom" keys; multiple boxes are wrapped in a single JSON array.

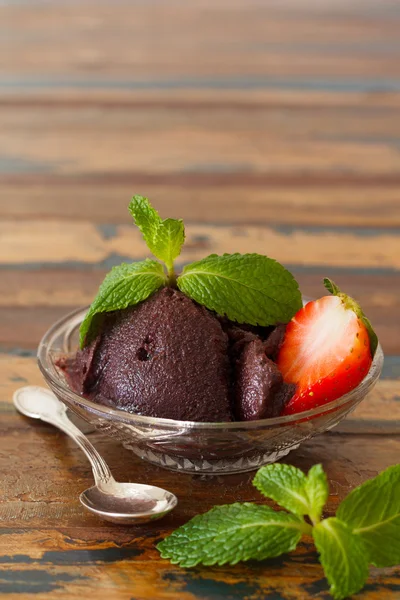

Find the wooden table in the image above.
[{"left": 1, "top": 1, "right": 400, "bottom": 598}]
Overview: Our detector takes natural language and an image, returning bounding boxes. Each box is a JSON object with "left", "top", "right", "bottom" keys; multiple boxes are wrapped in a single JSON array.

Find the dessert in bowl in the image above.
[{"left": 38, "top": 197, "right": 383, "bottom": 474}]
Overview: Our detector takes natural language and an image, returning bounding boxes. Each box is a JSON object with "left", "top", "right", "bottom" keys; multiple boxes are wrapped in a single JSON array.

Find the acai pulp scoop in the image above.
[{"left": 61, "top": 288, "right": 295, "bottom": 422}]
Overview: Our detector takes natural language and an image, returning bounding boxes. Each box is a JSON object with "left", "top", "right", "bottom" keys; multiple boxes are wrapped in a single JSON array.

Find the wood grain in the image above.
[
  {"left": 1, "top": 0, "right": 400, "bottom": 597},
  {"left": 1, "top": 103, "right": 400, "bottom": 177},
  {"left": 2, "top": 179, "right": 400, "bottom": 227},
  {"left": 2, "top": 0, "right": 400, "bottom": 79}
]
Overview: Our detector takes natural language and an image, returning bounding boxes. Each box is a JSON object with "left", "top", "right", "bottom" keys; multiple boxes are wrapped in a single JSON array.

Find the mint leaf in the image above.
[
  {"left": 129, "top": 195, "right": 161, "bottom": 251},
  {"left": 79, "top": 259, "right": 166, "bottom": 347},
  {"left": 177, "top": 253, "right": 302, "bottom": 326},
  {"left": 253, "top": 464, "right": 328, "bottom": 523},
  {"left": 253, "top": 463, "right": 309, "bottom": 516},
  {"left": 157, "top": 503, "right": 304, "bottom": 567},
  {"left": 323, "top": 277, "right": 378, "bottom": 357},
  {"left": 313, "top": 518, "right": 369, "bottom": 600},
  {"left": 129, "top": 196, "right": 185, "bottom": 270},
  {"left": 154, "top": 217, "right": 185, "bottom": 271},
  {"left": 337, "top": 464, "right": 400, "bottom": 567},
  {"left": 305, "top": 464, "right": 329, "bottom": 524}
]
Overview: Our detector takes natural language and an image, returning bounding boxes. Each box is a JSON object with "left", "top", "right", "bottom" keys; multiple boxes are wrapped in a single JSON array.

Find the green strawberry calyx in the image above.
[{"left": 323, "top": 278, "right": 378, "bottom": 357}]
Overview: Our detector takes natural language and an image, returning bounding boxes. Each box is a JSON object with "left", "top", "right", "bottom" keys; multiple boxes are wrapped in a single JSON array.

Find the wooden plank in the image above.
[
  {"left": 2, "top": 88, "right": 400, "bottom": 109},
  {"left": 3, "top": 100, "right": 400, "bottom": 140},
  {"left": 0, "top": 307, "right": 70, "bottom": 351},
  {"left": 1, "top": 104, "right": 400, "bottom": 178},
  {"left": 0, "top": 552, "right": 397, "bottom": 600},
  {"left": 1, "top": 181, "right": 400, "bottom": 227},
  {"left": 0, "top": 270, "right": 102, "bottom": 308},
  {"left": 2, "top": 0, "right": 400, "bottom": 80}
]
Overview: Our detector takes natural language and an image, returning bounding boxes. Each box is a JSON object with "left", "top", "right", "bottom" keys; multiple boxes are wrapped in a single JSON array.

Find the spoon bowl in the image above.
[
  {"left": 80, "top": 483, "right": 177, "bottom": 524},
  {"left": 13, "top": 386, "right": 178, "bottom": 525}
]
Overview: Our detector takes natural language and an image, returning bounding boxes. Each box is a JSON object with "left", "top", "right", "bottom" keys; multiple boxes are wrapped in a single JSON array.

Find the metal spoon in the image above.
[{"left": 13, "top": 386, "right": 178, "bottom": 524}]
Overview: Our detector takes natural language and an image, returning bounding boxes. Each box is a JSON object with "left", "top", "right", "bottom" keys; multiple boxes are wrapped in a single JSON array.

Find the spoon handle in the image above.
[{"left": 13, "top": 386, "right": 113, "bottom": 487}]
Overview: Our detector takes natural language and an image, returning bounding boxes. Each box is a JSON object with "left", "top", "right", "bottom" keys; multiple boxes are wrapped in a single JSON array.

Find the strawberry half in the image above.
[{"left": 277, "top": 278, "right": 378, "bottom": 416}]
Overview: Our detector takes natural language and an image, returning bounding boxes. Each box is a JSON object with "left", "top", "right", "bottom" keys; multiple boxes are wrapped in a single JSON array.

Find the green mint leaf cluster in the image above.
[
  {"left": 324, "top": 277, "right": 378, "bottom": 357},
  {"left": 80, "top": 197, "right": 302, "bottom": 346},
  {"left": 158, "top": 463, "right": 400, "bottom": 600},
  {"left": 79, "top": 260, "right": 166, "bottom": 347},
  {"left": 177, "top": 254, "right": 302, "bottom": 327}
]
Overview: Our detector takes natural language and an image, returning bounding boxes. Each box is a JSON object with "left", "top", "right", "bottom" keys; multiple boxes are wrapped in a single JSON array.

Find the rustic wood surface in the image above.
[{"left": 1, "top": 1, "right": 400, "bottom": 598}]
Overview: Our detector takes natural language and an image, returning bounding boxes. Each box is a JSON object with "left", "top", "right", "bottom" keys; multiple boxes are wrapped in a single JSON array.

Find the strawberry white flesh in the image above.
[{"left": 277, "top": 295, "right": 372, "bottom": 415}]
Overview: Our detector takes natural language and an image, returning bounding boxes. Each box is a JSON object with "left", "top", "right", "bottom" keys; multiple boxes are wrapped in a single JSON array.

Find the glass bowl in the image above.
[{"left": 38, "top": 306, "right": 384, "bottom": 475}]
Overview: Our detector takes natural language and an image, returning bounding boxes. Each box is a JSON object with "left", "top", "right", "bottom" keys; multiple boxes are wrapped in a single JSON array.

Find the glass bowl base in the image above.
[{"left": 123, "top": 442, "right": 299, "bottom": 474}]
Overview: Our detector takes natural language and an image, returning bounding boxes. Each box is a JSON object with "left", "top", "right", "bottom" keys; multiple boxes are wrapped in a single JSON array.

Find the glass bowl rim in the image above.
[{"left": 37, "top": 305, "right": 384, "bottom": 431}]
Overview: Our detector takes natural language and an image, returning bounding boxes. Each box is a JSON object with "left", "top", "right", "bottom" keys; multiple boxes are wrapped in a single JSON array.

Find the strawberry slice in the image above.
[{"left": 277, "top": 279, "right": 377, "bottom": 416}]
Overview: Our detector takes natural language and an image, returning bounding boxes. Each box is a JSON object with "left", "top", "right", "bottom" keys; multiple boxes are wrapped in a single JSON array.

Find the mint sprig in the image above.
[
  {"left": 177, "top": 253, "right": 302, "bottom": 327},
  {"left": 158, "top": 463, "right": 400, "bottom": 600},
  {"left": 80, "top": 197, "right": 304, "bottom": 346},
  {"left": 79, "top": 260, "right": 166, "bottom": 347}
]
